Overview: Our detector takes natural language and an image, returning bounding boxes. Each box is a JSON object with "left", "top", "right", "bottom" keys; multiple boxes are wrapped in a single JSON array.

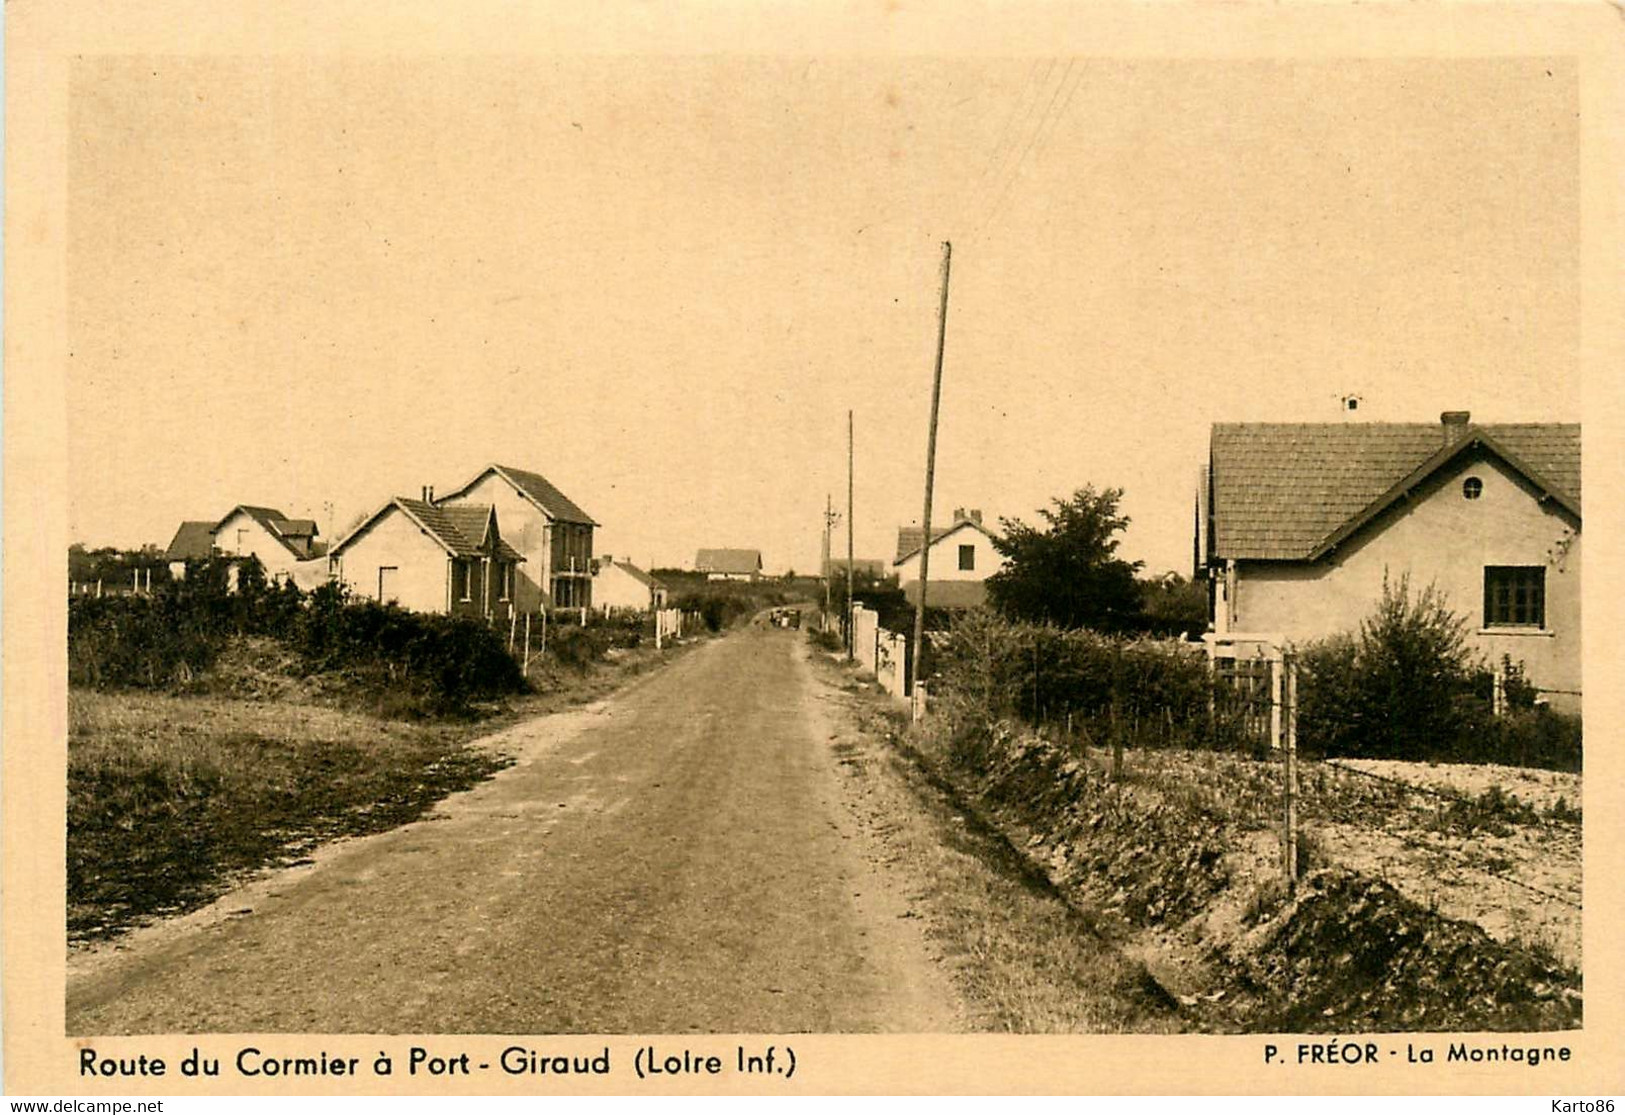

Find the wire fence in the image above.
[{"left": 1196, "top": 646, "right": 1583, "bottom": 965}]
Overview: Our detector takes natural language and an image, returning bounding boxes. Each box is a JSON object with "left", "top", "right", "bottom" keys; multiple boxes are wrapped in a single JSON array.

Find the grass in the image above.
[
  {"left": 819, "top": 664, "right": 1180, "bottom": 1033},
  {"left": 68, "top": 633, "right": 702, "bottom": 941},
  {"left": 68, "top": 691, "right": 512, "bottom": 939}
]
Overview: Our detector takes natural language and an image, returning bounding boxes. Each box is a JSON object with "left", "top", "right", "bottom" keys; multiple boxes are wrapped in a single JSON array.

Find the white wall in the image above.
[
  {"left": 894, "top": 524, "right": 1003, "bottom": 584},
  {"left": 443, "top": 473, "right": 550, "bottom": 611},
  {"left": 1233, "top": 454, "right": 1580, "bottom": 704},
  {"left": 594, "top": 565, "right": 653, "bottom": 611},
  {"left": 335, "top": 507, "right": 450, "bottom": 614},
  {"left": 214, "top": 509, "right": 302, "bottom": 581}
]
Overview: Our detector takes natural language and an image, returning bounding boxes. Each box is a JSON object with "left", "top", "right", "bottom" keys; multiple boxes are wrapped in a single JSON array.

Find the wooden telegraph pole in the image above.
[
  {"left": 847, "top": 411, "right": 856, "bottom": 662},
  {"left": 910, "top": 241, "right": 953, "bottom": 714}
]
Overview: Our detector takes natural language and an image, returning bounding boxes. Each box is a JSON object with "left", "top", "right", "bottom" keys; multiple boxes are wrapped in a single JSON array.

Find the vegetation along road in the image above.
[{"left": 70, "top": 622, "right": 1010, "bottom": 1034}]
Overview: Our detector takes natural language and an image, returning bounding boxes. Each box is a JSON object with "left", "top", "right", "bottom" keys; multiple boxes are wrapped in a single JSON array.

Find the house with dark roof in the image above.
[
  {"left": 893, "top": 508, "right": 1004, "bottom": 608},
  {"left": 695, "top": 548, "right": 763, "bottom": 581},
  {"left": 212, "top": 505, "right": 330, "bottom": 588},
  {"left": 163, "top": 520, "right": 216, "bottom": 579},
  {"left": 327, "top": 496, "right": 524, "bottom": 618},
  {"left": 1201, "top": 411, "right": 1580, "bottom": 708},
  {"left": 433, "top": 465, "right": 598, "bottom": 610},
  {"left": 592, "top": 555, "right": 668, "bottom": 612}
]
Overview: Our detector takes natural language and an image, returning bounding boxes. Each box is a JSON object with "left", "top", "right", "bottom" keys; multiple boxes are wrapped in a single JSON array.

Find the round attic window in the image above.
[{"left": 1462, "top": 477, "right": 1483, "bottom": 500}]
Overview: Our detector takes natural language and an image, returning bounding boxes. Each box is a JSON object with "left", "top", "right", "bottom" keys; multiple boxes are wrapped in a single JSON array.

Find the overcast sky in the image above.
[{"left": 66, "top": 56, "right": 1579, "bottom": 574}]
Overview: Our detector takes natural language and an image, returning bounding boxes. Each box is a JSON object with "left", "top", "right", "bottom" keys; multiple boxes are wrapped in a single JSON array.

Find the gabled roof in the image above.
[
  {"left": 1209, "top": 421, "right": 1581, "bottom": 562},
  {"left": 330, "top": 498, "right": 524, "bottom": 561},
  {"left": 893, "top": 517, "right": 998, "bottom": 566},
  {"left": 437, "top": 464, "right": 597, "bottom": 526},
  {"left": 212, "top": 505, "right": 322, "bottom": 559},
  {"left": 164, "top": 521, "right": 216, "bottom": 562},
  {"left": 695, "top": 548, "right": 762, "bottom": 574}
]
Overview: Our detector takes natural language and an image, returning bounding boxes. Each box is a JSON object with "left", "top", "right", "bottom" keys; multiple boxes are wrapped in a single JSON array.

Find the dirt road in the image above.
[{"left": 67, "top": 625, "right": 965, "bottom": 1034}]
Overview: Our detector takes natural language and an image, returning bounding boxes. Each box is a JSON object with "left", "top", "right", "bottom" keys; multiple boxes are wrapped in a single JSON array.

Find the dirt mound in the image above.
[
  {"left": 910, "top": 717, "right": 1582, "bottom": 1032},
  {"left": 1228, "top": 869, "right": 1581, "bottom": 1033}
]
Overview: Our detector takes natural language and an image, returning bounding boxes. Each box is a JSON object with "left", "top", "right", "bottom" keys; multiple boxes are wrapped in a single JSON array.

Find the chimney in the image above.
[
  {"left": 427, "top": 485, "right": 435, "bottom": 502},
  {"left": 1440, "top": 411, "right": 1471, "bottom": 443},
  {"left": 951, "top": 506, "right": 966, "bottom": 522},
  {"left": 969, "top": 508, "right": 983, "bottom": 525},
  {"left": 419, "top": 486, "right": 428, "bottom": 501}
]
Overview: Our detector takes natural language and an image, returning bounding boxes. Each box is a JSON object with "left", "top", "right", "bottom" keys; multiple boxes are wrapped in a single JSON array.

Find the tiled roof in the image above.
[
  {"left": 439, "top": 505, "right": 493, "bottom": 550},
  {"left": 894, "top": 518, "right": 997, "bottom": 565},
  {"left": 1209, "top": 421, "right": 1581, "bottom": 562},
  {"left": 695, "top": 548, "right": 762, "bottom": 574},
  {"left": 164, "top": 521, "right": 216, "bottom": 562},
  {"left": 395, "top": 498, "right": 485, "bottom": 557},
  {"left": 213, "top": 505, "right": 321, "bottom": 558},
  {"left": 333, "top": 499, "right": 524, "bottom": 562},
  {"left": 439, "top": 464, "right": 596, "bottom": 525}
]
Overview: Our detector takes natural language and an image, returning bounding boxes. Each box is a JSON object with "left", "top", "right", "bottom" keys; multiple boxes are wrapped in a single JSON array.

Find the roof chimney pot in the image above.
[
  {"left": 1441, "top": 411, "right": 1471, "bottom": 443},
  {"left": 969, "top": 508, "right": 983, "bottom": 525}
]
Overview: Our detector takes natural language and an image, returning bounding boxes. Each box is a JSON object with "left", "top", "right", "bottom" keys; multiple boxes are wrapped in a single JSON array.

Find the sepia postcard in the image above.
[{"left": 5, "top": 0, "right": 1624, "bottom": 1098}]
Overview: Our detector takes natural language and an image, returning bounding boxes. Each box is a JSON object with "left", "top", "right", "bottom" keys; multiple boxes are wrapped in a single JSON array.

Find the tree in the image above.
[{"left": 984, "top": 486, "right": 1144, "bottom": 631}]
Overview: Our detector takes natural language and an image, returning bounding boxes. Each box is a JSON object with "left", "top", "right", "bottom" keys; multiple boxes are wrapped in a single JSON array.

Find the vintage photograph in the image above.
[{"left": 55, "top": 51, "right": 1586, "bottom": 1043}]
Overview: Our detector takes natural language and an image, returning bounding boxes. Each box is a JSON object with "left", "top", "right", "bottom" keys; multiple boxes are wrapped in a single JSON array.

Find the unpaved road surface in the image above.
[{"left": 68, "top": 626, "right": 964, "bottom": 1034}]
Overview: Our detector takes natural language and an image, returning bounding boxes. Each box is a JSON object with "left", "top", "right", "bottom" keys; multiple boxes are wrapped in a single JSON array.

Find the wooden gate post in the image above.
[{"left": 1284, "top": 652, "right": 1299, "bottom": 891}]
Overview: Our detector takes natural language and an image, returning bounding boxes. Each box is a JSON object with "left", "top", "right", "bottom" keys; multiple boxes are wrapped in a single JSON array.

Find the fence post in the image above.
[
  {"left": 1110, "top": 696, "right": 1123, "bottom": 781},
  {"left": 523, "top": 613, "right": 532, "bottom": 677},
  {"left": 1283, "top": 652, "right": 1299, "bottom": 892}
]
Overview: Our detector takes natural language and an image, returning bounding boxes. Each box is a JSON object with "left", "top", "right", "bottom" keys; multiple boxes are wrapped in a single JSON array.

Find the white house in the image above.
[
  {"left": 327, "top": 497, "right": 524, "bottom": 619},
  {"left": 162, "top": 520, "right": 215, "bottom": 580},
  {"left": 433, "top": 465, "right": 597, "bottom": 611},
  {"left": 1202, "top": 412, "right": 1581, "bottom": 709},
  {"left": 211, "top": 505, "right": 330, "bottom": 589},
  {"left": 695, "top": 548, "right": 762, "bottom": 582},
  {"left": 593, "top": 556, "right": 668, "bottom": 613},
  {"left": 893, "top": 508, "right": 1005, "bottom": 608}
]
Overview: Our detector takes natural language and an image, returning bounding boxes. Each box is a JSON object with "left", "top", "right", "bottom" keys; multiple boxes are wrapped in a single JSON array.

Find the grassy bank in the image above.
[
  {"left": 69, "top": 634, "right": 698, "bottom": 942},
  {"left": 883, "top": 702, "right": 1581, "bottom": 1032}
]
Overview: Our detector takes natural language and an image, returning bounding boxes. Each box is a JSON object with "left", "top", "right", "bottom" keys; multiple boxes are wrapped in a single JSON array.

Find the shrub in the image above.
[
  {"left": 1294, "top": 574, "right": 1581, "bottom": 770},
  {"left": 932, "top": 610, "right": 1250, "bottom": 753}
]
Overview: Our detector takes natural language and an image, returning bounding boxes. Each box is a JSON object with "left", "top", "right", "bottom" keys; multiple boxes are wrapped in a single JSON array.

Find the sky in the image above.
[{"left": 65, "top": 55, "right": 1579, "bottom": 575}]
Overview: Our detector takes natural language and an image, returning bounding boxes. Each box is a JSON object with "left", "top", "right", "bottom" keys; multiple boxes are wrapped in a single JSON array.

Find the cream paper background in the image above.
[{"left": 6, "top": 0, "right": 1623, "bottom": 1095}]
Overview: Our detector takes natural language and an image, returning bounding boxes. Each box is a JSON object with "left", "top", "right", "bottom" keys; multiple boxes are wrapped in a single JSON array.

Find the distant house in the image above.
[
  {"left": 163, "top": 521, "right": 216, "bottom": 580},
  {"left": 894, "top": 508, "right": 1004, "bottom": 608},
  {"left": 593, "top": 556, "right": 668, "bottom": 612},
  {"left": 433, "top": 465, "right": 598, "bottom": 611},
  {"left": 696, "top": 548, "right": 762, "bottom": 582},
  {"left": 328, "top": 497, "right": 524, "bottom": 619},
  {"left": 1201, "top": 412, "right": 1580, "bottom": 709},
  {"left": 211, "top": 505, "right": 330, "bottom": 589}
]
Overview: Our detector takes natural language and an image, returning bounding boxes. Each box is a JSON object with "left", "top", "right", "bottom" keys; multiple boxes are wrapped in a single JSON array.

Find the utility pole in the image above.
[
  {"left": 847, "top": 410, "right": 856, "bottom": 662},
  {"left": 911, "top": 241, "right": 953, "bottom": 709},
  {"left": 821, "top": 493, "right": 840, "bottom": 630}
]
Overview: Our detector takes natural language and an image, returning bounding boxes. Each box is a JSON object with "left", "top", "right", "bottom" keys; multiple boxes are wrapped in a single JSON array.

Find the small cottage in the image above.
[
  {"left": 893, "top": 508, "right": 1004, "bottom": 608},
  {"left": 695, "top": 548, "right": 763, "bottom": 582},
  {"left": 1201, "top": 412, "right": 1580, "bottom": 708},
  {"left": 593, "top": 556, "right": 668, "bottom": 613},
  {"left": 327, "top": 497, "right": 525, "bottom": 619}
]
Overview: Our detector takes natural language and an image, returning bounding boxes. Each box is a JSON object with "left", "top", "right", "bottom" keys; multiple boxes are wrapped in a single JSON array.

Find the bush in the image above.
[
  {"left": 1294, "top": 574, "right": 1581, "bottom": 771},
  {"left": 933, "top": 609, "right": 1250, "bottom": 753},
  {"left": 71, "top": 569, "right": 527, "bottom": 712}
]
